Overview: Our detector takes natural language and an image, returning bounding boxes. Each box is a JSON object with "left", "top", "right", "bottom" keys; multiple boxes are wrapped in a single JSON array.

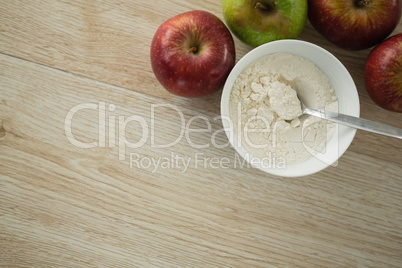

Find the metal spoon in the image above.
[{"left": 297, "top": 94, "right": 402, "bottom": 140}]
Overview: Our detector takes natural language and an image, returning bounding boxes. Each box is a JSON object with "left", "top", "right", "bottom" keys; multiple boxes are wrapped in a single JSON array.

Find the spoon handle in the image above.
[{"left": 303, "top": 107, "right": 402, "bottom": 139}]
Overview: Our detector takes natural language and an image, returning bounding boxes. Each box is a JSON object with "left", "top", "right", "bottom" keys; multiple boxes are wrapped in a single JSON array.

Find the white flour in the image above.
[{"left": 229, "top": 53, "right": 338, "bottom": 165}]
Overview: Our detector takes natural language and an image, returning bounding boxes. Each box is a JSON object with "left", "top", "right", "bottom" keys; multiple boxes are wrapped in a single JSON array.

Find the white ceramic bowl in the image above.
[{"left": 221, "top": 40, "right": 359, "bottom": 177}]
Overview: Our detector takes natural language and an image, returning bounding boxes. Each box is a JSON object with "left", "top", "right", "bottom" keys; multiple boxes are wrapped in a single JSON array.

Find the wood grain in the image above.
[{"left": 1, "top": 0, "right": 402, "bottom": 267}]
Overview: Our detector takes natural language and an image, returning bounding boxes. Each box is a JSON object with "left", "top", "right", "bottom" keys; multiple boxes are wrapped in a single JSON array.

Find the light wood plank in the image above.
[
  {"left": 0, "top": 0, "right": 252, "bottom": 115},
  {"left": 1, "top": 0, "right": 402, "bottom": 267},
  {"left": 2, "top": 0, "right": 401, "bottom": 117},
  {"left": 1, "top": 52, "right": 402, "bottom": 267},
  {"left": 1, "top": 0, "right": 401, "bottom": 165}
]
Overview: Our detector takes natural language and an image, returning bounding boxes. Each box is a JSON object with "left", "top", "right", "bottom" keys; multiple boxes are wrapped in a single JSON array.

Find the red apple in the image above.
[
  {"left": 308, "top": 0, "right": 401, "bottom": 50},
  {"left": 364, "top": 33, "right": 402, "bottom": 112},
  {"left": 150, "top": 10, "right": 236, "bottom": 98}
]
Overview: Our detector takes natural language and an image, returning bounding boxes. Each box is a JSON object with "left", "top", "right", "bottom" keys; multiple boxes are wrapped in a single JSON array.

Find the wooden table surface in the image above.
[{"left": 1, "top": 1, "right": 402, "bottom": 267}]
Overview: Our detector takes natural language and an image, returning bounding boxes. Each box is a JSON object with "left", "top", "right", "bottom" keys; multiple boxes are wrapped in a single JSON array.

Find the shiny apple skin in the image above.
[
  {"left": 365, "top": 33, "right": 402, "bottom": 112},
  {"left": 150, "top": 10, "right": 236, "bottom": 98},
  {"left": 308, "top": 0, "right": 401, "bottom": 50},
  {"left": 222, "top": 0, "right": 308, "bottom": 48}
]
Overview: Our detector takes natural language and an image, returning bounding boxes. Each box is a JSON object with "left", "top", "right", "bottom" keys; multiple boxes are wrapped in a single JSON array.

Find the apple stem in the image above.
[
  {"left": 355, "top": 0, "right": 371, "bottom": 7},
  {"left": 254, "top": 1, "right": 266, "bottom": 10},
  {"left": 254, "top": 1, "right": 277, "bottom": 12},
  {"left": 189, "top": 46, "right": 198, "bottom": 54}
]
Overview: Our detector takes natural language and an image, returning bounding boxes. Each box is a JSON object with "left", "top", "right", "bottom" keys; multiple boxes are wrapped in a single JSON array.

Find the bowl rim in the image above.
[{"left": 220, "top": 39, "right": 359, "bottom": 177}]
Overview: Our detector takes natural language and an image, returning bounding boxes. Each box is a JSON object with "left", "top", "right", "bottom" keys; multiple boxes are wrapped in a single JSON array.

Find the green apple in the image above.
[{"left": 222, "top": 0, "right": 308, "bottom": 47}]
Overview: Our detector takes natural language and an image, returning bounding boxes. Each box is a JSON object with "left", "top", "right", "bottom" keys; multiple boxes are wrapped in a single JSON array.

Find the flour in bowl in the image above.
[{"left": 229, "top": 53, "right": 338, "bottom": 165}]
